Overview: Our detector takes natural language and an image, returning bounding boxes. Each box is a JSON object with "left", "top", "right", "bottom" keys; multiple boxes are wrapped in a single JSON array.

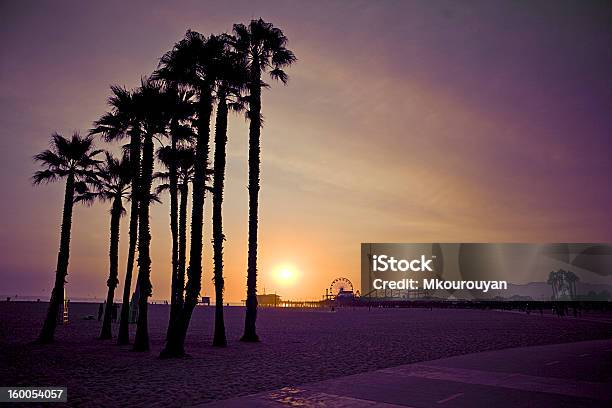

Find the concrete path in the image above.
[{"left": 198, "top": 339, "right": 612, "bottom": 407}]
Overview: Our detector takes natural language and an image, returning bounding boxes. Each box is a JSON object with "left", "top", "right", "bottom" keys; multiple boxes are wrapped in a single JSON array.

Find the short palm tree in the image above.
[
  {"left": 156, "top": 31, "right": 227, "bottom": 357},
  {"left": 231, "top": 19, "right": 297, "bottom": 342},
  {"left": 91, "top": 85, "right": 142, "bottom": 345},
  {"left": 155, "top": 145, "right": 203, "bottom": 310},
  {"left": 157, "top": 86, "right": 196, "bottom": 336},
  {"left": 78, "top": 152, "right": 131, "bottom": 339},
  {"left": 33, "top": 132, "right": 101, "bottom": 343},
  {"left": 175, "top": 148, "right": 197, "bottom": 296}
]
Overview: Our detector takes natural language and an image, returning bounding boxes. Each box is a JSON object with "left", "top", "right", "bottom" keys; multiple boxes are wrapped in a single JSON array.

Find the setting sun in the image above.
[{"left": 274, "top": 265, "right": 299, "bottom": 286}]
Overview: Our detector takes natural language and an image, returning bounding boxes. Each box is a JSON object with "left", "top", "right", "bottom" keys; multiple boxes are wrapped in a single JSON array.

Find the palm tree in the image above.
[
  {"left": 91, "top": 85, "right": 142, "bottom": 345},
  {"left": 211, "top": 40, "right": 247, "bottom": 347},
  {"left": 546, "top": 271, "right": 557, "bottom": 300},
  {"left": 131, "top": 77, "right": 171, "bottom": 351},
  {"left": 548, "top": 269, "right": 570, "bottom": 300},
  {"left": 156, "top": 31, "right": 226, "bottom": 357},
  {"left": 572, "top": 272, "right": 579, "bottom": 299},
  {"left": 157, "top": 86, "right": 196, "bottom": 337},
  {"left": 155, "top": 145, "right": 196, "bottom": 298},
  {"left": 156, "top": 142, "right": 195, "bottom": 337},
  {"left": 33, "top": 132, "right": 101, "bottom": 343},
  {"left": 231, "top": 19, "right": 297, "bottom": 342},
  {"left": 565, "top": 271, "right": 579, "bottom": 300},
  {"left": 547, "top": 270, "right": 558, "bottom": 300},
  {"left": 78, "top": 153, "right": 131, "bottom": 339}
]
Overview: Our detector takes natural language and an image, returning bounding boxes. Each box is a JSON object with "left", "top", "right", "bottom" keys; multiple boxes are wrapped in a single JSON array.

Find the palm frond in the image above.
[
  {"left": 155, "top": 183, "right": 170, "bottom": 195},
  {"left": 33, "top": 150, "right": 65, "bottom": 168},
  {"left": 31, "top": 169, "right": 58, "bottom": 185},
  {"left": 74, "top": 191, "right": 98, "bottom": 206},
  {"left": 269, "top": 68, "right": 289, "bottom": 84}
]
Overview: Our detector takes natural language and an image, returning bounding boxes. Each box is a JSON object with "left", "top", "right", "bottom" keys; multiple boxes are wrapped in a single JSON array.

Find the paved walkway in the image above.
[{"left": 198, "top": 339, "right": 612, "bottom": 407}]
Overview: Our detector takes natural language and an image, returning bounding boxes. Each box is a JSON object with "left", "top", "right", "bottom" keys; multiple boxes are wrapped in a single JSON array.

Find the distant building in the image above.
[
  {"left": 256, "top": 293, "right": 281, "bottom": 307},
  {"left": 200, "top": 296, "right": 210, "bottom": 306}
]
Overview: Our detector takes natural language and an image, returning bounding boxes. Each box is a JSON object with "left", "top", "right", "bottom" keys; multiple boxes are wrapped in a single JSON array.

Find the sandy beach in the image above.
[{"left": 1, "top": 302, "right": 611, "bottom": 407}]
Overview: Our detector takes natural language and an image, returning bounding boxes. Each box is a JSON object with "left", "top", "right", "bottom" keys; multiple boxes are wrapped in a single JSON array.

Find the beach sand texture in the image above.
[{"left": 1, "top": 302, "right": 610, "bottom": 407}]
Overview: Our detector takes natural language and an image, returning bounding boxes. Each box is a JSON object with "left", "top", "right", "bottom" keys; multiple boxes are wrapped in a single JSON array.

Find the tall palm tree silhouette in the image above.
[
  {"left": 91, "top": 85, "right": 142, "bottom": 345},
  {"left": 210, "top": 38, "right": 248, "bottom": 347},
  {"left": 33, "top": 133, "right": 101, "bottom": 343},
  {"left": 156, "top": 31, "right": 226, "bottom": 357},
  {"left": 131, "top": 78, "right": 171, "bottom": 351},
  {"left": 231, "top": 19, "right": 297, "bottom": 342},
  {"left": 78, "top": 152, "right": 132, "bottom": 339}
]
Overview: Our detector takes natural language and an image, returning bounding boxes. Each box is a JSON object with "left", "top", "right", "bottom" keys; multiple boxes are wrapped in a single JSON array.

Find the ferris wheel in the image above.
[{"left": 330, "top": 277, "right": 354, "bottom": 296}]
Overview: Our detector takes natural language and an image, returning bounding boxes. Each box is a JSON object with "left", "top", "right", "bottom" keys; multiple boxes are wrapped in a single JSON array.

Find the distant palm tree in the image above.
[
  {"left": 156, "top": 31, "right": 226, "bottom": 357},
  {"left": 548, "top": 269, "right": 579, "bottom": 300},
  {"left": 547, "top": 270, "right": 558, "bottom": 300},
  {"left": 211, "top": 39, "right": 248, "bottom": 347},
  {"left": 91, "top": 85, "right": 142, "bottom": 345},
  {"left": 78, "top": 152, "right": 131, "bottom": 339},
  {"left": 131, "top": 77, "right": 171, "bottom": 351},
  {"left": 564, "top": 270, "right": 579, "bottom": 300},
  {"left": 33, "top": 133, "right": 101, "bottom": 343},
  {"left": 558, "top": 269, "right": 571, "bottom": 300},
  {"left": 231, "top": 19, "right": 297, "bottom": 342}
]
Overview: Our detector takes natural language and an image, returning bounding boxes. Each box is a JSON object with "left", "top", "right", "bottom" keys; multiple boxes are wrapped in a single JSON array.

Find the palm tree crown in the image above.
[
  {"left": 33, "top": 132, "right": 101, "bottom": 188},
  {"left": 156, "top": 31, "right": 227, "bottom": 94},
  {"left": 154, "top": 145, "right": 202, "bottom": 193},
  {"left": 90, "top": 86, "right": 139, "bottom": 143},
  {"left": 77, "top": 152, "right": 132, "bottom": 209},
  {"left": 231, "top": 19, "right": 297, "bottom": 87}
]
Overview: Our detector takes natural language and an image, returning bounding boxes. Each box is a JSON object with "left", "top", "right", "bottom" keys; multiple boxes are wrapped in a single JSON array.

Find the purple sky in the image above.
[{"left": 1, "top": 0, "right": 611, "bottom": 301}]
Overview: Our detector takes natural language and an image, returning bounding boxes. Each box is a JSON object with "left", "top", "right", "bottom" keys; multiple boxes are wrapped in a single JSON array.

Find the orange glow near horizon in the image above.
[{"left": 274, "top": 264, "right": 299, "bottom": 287}]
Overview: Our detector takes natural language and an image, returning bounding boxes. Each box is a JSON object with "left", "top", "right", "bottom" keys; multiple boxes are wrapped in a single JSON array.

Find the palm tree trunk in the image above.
[
  {"left": 167, "top": 128, "right": 180, "bottom": 339},
  {"left": 100, "top": 196, "right": 122, "bottom": 339},
  {"left": 178, "top": 178, "right": 188, "bottom": 305},
  {"left": 118, "top": 134, "right": 140, "bottom": 345},
  {"left": 242, "top": 61, "right": 262, "bottom": 342},
  {"left": 161, "top": 89, "right": 213, "bottom": 358},
  {"left": 212, "top": 92, "right": 228, "bottom": 347},
  {"left": 38, "top": 172, "right": 75, "bottom": 344},
  {"left": 133, "top": 134, "right": 154, "bottom": 351}
]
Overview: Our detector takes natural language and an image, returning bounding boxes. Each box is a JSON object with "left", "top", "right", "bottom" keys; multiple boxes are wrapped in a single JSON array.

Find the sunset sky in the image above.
[{"left": 1, "top": 0, "right": 611, "bottom": 303}]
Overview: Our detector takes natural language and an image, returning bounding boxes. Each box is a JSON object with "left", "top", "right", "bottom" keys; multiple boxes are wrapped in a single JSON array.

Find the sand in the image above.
[{"left": 1, "top": 302, "right": 610, "bottom": 407}]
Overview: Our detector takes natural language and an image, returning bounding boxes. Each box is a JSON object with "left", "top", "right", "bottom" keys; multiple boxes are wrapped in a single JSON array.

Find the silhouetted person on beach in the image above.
[{"left": 98, "top": 302, "right": 104, "bottom": 321}]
